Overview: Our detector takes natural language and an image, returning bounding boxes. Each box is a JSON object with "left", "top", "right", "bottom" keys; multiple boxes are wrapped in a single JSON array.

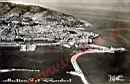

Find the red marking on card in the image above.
[{"left": 28, "top": 58, "right": 70, "bottom": 84}]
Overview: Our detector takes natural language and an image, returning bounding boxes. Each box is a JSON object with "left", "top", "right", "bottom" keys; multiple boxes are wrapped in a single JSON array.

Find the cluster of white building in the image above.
[{"left": 0, "top": 13, "right": 96, "bottom": 51}]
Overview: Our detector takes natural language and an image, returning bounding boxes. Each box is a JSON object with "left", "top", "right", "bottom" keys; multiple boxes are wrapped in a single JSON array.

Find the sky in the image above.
[{"left": 2, "top": 0, "right": 130, "bottom": 10}]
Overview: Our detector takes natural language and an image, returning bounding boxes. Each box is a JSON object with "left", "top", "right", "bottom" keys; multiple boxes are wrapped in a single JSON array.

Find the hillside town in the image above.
[{"left": 0, "top": 2, "right": 95, "bottom": 51}]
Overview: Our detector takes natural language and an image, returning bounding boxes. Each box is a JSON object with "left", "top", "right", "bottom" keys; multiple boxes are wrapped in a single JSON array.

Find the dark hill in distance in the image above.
[{"left": 0, "top": 2, "right": 91, "bottom": 28}]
